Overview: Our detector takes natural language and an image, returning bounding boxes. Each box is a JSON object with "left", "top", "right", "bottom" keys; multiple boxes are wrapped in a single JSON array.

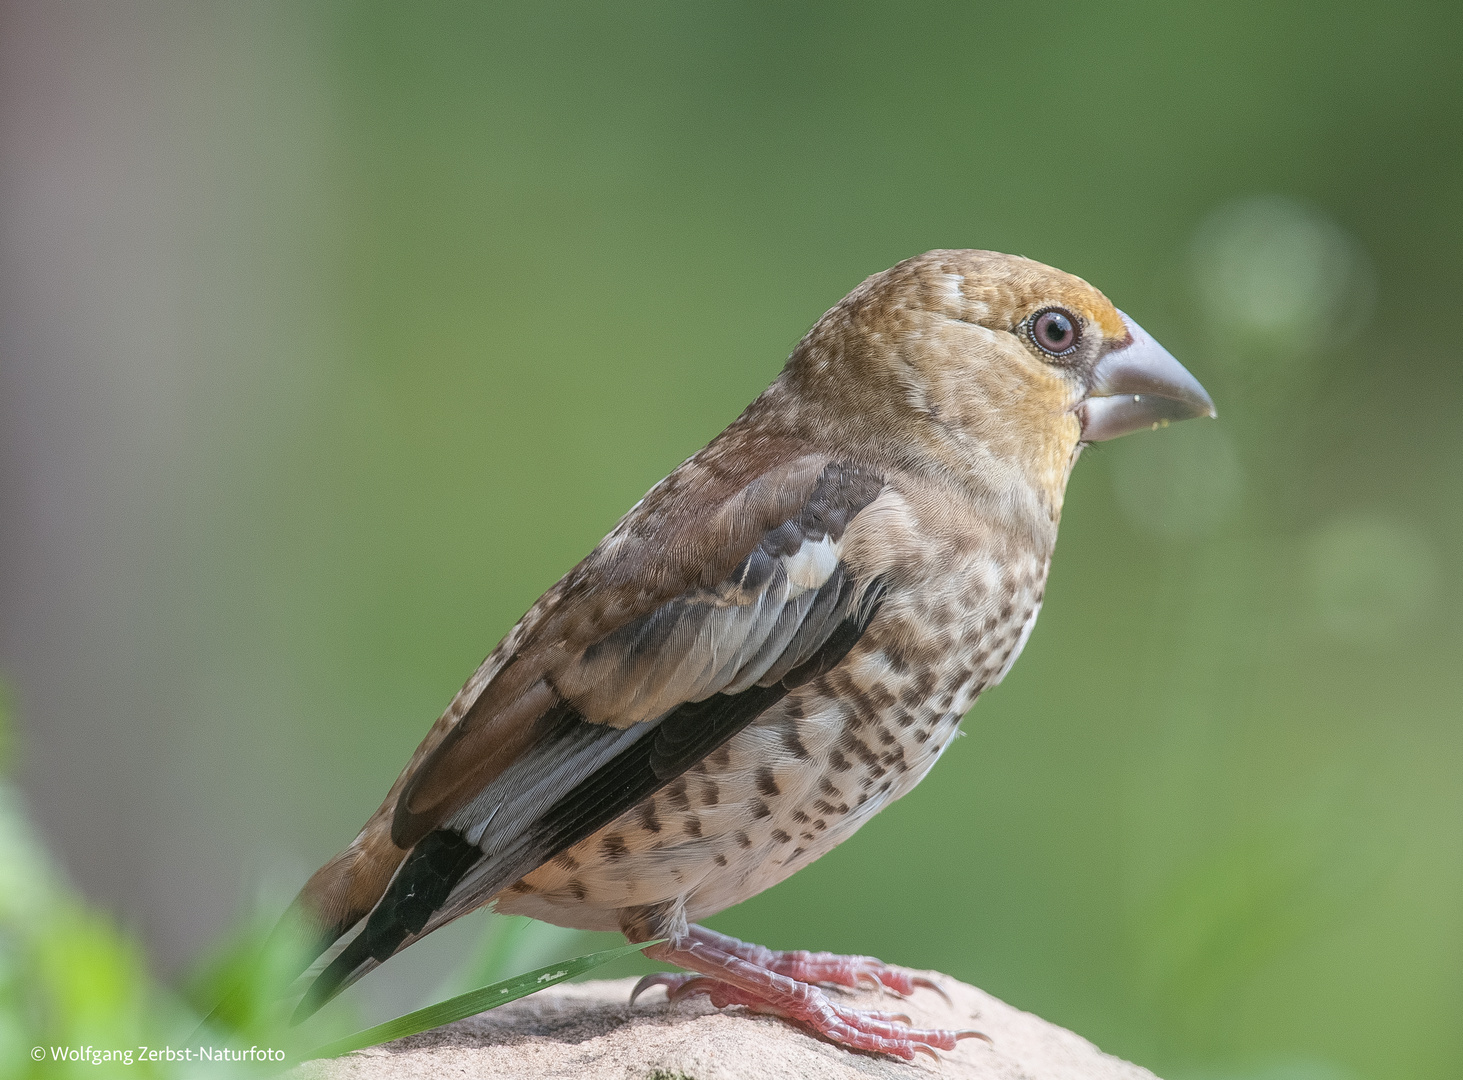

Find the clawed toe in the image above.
[
  {"left": 664, "top": 976, "right": 724, "bottom": 1004},
  {"left": 802, "top": 956, "right": 950, "bottom": 1003},
  {"left": 911, "top": 975, "right": 953, "bottom": 1005},
  {"left": 822, "top": 1002, "right": 979, "bottom": 1060},
  {"left": 630, "top": 971, "right": 699, "bottom": 1005}
]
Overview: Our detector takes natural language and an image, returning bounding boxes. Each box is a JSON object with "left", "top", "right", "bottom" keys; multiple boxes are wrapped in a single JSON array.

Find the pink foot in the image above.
[
  {"left": 686, "top": 925, "right": 949, "bottom": 999},
  {"left": 629, "top": 927, "right": 987, "bottom": 1061}
]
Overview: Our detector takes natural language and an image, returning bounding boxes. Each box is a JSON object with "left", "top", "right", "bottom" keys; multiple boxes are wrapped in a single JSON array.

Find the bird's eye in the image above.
[{"left": 1028, "top": 308, "right": 1080, "bottom": 358}]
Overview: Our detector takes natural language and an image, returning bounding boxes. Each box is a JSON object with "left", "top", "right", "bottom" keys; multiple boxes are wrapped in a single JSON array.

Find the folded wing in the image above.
[{"left": 292, "top": 457, "right": 888, "bottom": 1020}]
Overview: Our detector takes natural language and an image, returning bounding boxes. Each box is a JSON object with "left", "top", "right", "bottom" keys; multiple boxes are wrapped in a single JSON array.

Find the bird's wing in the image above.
[{"left": 292, "top": 452, "right": 890, "bottom": 1019}]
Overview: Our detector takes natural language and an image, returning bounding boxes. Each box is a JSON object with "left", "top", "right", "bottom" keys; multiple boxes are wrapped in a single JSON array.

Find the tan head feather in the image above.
[{"left": 774, "top": 249, "right": 1129, "bottom": 519}]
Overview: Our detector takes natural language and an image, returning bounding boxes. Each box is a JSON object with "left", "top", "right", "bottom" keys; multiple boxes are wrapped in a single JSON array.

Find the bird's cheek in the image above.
[{"left": 1040, "top": 412, "right": 1085, "bottom": 499}]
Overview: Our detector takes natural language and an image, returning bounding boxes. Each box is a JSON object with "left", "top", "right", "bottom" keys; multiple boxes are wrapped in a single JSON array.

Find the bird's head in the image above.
[{"left": 781, "top": 249, "right": 1215, "bottom": 518}]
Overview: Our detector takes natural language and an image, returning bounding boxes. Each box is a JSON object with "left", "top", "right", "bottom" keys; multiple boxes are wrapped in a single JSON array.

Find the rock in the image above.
[{"left": 294, "top": 973, "right": 1160, "bottom": 1080}]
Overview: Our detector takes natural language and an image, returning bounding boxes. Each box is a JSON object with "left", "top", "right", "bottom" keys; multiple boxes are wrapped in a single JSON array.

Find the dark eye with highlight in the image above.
[{"left": 1028, "top": 307, "right": 1081, "bottom": 358}]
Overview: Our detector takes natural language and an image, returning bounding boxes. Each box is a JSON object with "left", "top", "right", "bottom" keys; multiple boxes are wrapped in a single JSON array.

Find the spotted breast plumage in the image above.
[{"left": 283, "top": 250, "right": 1215, "bottom": 1058}]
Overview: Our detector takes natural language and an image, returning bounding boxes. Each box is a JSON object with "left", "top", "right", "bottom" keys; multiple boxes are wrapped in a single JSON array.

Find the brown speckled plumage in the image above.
[
  {"left": 286, "top": 250, "right": 1214, "bottom": 1058},
  {"left": 500, "top": 469, "right": 1048, "bottom": 934}
]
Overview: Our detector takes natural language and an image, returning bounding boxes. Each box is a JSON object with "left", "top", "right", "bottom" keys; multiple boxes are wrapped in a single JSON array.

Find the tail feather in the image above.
[{"left": 291, "top": 829, "right": 485, "bottom": 1023}]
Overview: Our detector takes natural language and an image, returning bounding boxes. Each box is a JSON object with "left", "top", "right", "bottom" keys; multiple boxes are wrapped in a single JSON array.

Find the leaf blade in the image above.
[{"left": 301, "top": 938, "right": 662, "bottom": 1061}]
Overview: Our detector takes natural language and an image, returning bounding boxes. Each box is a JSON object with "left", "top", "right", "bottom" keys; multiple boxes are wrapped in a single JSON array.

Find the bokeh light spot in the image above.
[
  {"left": 1190, "top": 196, "right": 1374, "bottom": 366},
  {"left": 1305, "top": 514, "right": 1438, "bottom": 644}
]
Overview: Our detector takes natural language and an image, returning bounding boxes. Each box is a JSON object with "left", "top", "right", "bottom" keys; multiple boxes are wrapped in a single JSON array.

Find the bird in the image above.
[{"left": 282, "top": 249, "right": 1214, "bottom": 1059}]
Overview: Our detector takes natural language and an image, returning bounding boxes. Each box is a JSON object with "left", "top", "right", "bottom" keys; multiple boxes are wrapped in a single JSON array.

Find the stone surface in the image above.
[{"left": 295, "top": 974, "right": 1162, "bottom": 1080}]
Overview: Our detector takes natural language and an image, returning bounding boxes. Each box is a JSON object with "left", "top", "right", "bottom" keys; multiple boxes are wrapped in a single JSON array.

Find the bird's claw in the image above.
[
  {"left": 665, "top": 977, "right": 723, "bottom": 1004},
  {"left": 911, "top": 975, "right": 953, "bottom": 1005},
  {"left": 630, "top": 972, "right": 697, "bottom": 1006}
]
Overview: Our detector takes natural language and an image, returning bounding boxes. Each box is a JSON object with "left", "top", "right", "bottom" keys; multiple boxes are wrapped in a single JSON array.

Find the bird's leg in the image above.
[{"left": 630, "top": 931, "right": 986, "bottom": 1061}]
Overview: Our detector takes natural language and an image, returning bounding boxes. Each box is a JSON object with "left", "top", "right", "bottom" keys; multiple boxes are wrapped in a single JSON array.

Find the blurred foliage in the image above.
[
  {"left": 180, "top": 906, "right": 329, "bottom": 1054},
  {"left": 0, "top": 685, "right": 657, "bottom": 1075},
  {"left": 6, "top": 3, "right": 1463, "bottom": 1080},
  {"left": 0, "top": 697, "right": 339, "bottom": 1076},
  {"left": 0, "top": 698, "right": 164, "bottom": 1077},
  {"left": 304, "top": 939, "right": 656, "bottom": 1061}
]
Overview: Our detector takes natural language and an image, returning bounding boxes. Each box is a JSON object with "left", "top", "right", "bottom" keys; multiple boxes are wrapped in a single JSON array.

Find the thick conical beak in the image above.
[{"left": 1077, "top": 312, "right": 1216, "bottom": 441}]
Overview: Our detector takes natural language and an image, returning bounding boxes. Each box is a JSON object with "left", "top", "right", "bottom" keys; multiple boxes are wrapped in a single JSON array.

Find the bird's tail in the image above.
[{"left": 290, "top": 829, "right": 495, "bottom": 1022}]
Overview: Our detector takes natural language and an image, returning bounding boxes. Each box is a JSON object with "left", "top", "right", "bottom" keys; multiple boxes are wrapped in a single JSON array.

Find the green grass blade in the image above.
[{"left": 301, "top": 939, "right": 662, "bottom": 1061}]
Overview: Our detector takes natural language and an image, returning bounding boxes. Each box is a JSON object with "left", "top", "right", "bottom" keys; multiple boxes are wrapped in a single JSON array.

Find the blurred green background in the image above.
[{"left": 2, "top": 1, "right": 1461, "bottom": 1077}]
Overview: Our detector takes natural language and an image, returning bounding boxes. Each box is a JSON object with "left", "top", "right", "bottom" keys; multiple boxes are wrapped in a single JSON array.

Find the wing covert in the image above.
[{"left": 393, "top": 458, "right": 885, "bottom": 848}]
